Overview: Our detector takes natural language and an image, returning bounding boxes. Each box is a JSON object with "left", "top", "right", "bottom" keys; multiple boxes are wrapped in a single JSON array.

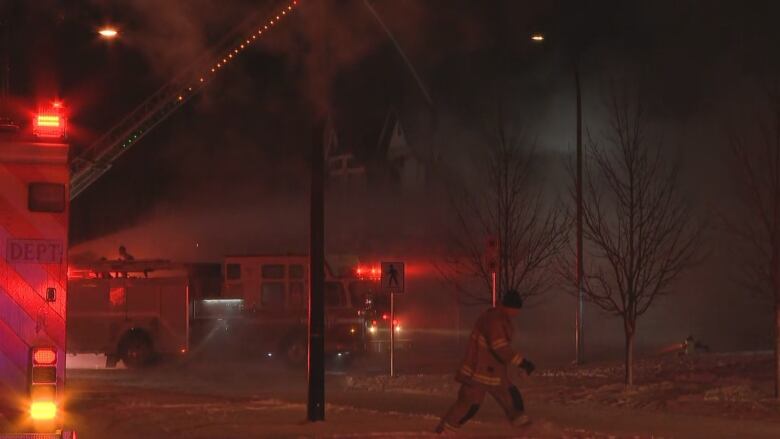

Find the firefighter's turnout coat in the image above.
[{"left": 456, "top": 307, "right": 523, "bottom": 386}]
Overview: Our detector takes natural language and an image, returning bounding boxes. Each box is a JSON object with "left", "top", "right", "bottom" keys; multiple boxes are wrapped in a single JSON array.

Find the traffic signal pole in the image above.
[{"left": 308, "top": 121, "right": 325, "bottom": 422}]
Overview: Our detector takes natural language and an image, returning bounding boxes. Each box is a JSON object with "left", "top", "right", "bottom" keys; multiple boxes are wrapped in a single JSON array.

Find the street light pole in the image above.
[
  {"left": 530, "top": 32, "right": 585, "bottom": 364},
  {"left": 574, "top": 64, "right": 584, "bottom": 365}
]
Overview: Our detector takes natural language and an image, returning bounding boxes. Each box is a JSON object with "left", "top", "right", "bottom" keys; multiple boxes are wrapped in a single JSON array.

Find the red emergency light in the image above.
[
  {"left": 33, "top": 103, "right": 67, "bottom": 139},
  {"left": 355, "top": 264, "right": 381, "bottom": 281},
  {"left": 32, "top": 347, "right": 57, "bottom": 366}
]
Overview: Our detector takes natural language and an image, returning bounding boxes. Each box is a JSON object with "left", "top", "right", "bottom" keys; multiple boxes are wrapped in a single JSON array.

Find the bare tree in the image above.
[
  {"left": 728, "top": 86, "right": 780, "bottom": 398},
  {"left": 576, "top": 84, "right": 701, "bottom": 386},
  {"left": 439, "top": 116, "right": 568, "bottom": 305}
]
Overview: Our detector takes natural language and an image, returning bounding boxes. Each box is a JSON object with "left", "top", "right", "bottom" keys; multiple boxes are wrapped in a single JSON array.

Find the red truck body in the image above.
[{"left": 0, "top": 135, "right": 72, "bottom": 436}]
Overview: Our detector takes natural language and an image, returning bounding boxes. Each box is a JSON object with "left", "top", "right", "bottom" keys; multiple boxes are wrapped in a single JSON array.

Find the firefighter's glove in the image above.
[{"left": 519, "top": 358, "right": 535, "bottom": 375}]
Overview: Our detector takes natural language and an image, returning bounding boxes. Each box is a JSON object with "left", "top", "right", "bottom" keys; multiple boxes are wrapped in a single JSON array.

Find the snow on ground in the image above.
[
  {"left": 67, "top": 353, "right": 126, "bottom": 369},
  {"left": 66, "top": 389, "right": 603, "bottom": 439},
  {"left": 47, "top": 351, "right": 780, "bottom": 438},
  {"left": 345, "top": 352, "right": 780, "bottom": 422}
]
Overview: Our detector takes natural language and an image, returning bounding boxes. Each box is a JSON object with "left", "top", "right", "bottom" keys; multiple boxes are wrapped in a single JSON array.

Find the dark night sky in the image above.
[
  {"left": 2, "top": 0, "right": 780, "bottom": 357},
  {"left": 1, "top": 0, "right": 776, "bottom": 252}
]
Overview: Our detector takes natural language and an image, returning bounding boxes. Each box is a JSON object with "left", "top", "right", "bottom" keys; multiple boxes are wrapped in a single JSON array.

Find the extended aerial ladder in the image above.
[
  {"left": 69, "top": 1, "right": 301, "bottom": 199},
  {"left": 69, "top": 0, "right": 437, "bottom": 199}
]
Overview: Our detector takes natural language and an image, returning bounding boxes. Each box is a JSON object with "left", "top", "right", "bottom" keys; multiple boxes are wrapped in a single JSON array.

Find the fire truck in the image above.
[
  {"left": 0, "top": 104, "right": 75, "bottom": 437},
  {"left": 63, "top": 253, "right": 406, "bottom": 367},
  {"left": 191, "top": 255, "right": 376, "bottom": 365},
  {"left": 67, "top": 259, "right": 189, "bottom": 368}
]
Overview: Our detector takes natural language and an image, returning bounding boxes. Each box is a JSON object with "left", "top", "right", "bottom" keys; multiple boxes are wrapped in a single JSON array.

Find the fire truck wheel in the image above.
[
  {"left": 282, "top": 334, "right": 307, "bottom": 367},
  {"left": 119, "top": 331, "right": 155, "bottom": 369}
]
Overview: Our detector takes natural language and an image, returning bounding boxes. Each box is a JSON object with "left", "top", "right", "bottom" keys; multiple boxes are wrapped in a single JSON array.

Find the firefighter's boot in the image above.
[{"left": 512, "top": 414, "right": 532, "bottom": 428}]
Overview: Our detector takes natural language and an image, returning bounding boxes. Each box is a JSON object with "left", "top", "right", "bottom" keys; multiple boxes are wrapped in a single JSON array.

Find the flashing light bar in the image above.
[
  {"left": 356, "top": 264, "right": 382, "bottom": 280},
  {"left": 33, "top": 103, "right": 67, "bottom": 138}
]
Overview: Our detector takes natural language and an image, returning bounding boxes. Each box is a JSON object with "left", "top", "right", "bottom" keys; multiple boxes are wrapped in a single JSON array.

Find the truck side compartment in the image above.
[{"left": 68, "top": 274, "right": 189, "bottom": 368}]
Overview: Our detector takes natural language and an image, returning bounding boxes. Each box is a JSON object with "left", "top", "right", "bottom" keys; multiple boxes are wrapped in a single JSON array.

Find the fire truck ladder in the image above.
[{"left": 69, "top": 1, "right": 301, "bottom": 199}]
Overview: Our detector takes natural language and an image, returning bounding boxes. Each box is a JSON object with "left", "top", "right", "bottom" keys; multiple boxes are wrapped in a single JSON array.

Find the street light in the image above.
[
  {"left": 530, "top": 32, "right": 585, "bottom": 365},
  {"left": 98, "top": 26, "right": 119, "bottom": 40}
]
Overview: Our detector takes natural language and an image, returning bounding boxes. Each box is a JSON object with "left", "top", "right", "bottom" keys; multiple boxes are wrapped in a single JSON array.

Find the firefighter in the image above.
[
  {"left": 118, "top": 245, "right": 134, "bottom": 278},
  {"left": 118, "top": 245, "right": 135, "bottom": 261},
  {"left": 436, "top": 289, "right": 535, "bottom": 434}
]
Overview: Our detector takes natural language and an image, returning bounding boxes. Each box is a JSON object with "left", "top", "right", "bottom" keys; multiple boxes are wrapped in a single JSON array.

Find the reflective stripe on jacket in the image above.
[{"left": 456, "top": 307, "right": 523, "bottom": 386}]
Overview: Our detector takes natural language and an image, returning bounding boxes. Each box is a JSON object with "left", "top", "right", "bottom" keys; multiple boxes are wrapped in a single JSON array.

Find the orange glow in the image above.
[
  {"left": 30, "top": 401, "right": 57, "bottom": 420},
  {"left": 531, "top": 32, "right": 545, "bottom": 42},
  {"left": 32, "top": 348, "right": 57, "bottom": 365}
]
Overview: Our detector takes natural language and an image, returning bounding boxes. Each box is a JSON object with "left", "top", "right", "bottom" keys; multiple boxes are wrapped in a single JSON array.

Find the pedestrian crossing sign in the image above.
[{"left": 380, "top": 261, "right": 405, "bottom": 293}]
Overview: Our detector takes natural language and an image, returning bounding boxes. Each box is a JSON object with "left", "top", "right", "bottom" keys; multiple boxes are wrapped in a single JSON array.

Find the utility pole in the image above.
[{"left": 307, "top": 120, "right": 326, "bottom": 422}]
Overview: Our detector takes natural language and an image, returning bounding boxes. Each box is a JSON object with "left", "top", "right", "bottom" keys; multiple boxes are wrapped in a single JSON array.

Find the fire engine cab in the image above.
[{"left": 0, "top": 104, "right": 74, "bottom": 437}]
